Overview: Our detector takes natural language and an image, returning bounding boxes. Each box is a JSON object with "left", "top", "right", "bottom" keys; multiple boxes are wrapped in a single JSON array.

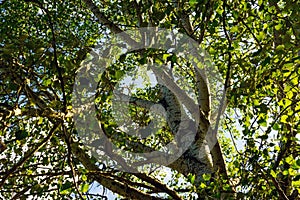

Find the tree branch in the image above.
[
  {"left": 197, "top": 0, "right": 215, "bottom": 44},
  {"left": 69, "top": 140, "right": 166, "bottom": 200},
  {"left": 209, "top": 0, "right": 232, "bottom": 177},
  {"left": 83, "top": 0, "right": 139, "bottom": 47},
  {"left": 25, "top": 0, "right": 67, "bottom": 112},
  {"left": 0, "top": 122, "right": 61, "bottom": 188},
  {"left": 193, "top": 66, "right": 211, "bottom": 117}
]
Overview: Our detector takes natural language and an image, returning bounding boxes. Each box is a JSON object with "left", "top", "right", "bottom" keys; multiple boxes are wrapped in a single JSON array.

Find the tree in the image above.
[{"left": 0, "top": 0, "right": 299, "bottom": 199}]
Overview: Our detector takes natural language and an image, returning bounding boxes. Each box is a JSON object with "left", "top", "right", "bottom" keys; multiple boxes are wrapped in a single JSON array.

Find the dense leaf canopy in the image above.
[{"left": 0, "top": 0, "right": 299, "bottom": 199}]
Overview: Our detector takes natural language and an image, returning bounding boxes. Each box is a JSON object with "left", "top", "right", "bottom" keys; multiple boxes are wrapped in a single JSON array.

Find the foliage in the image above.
[{"left": 0, "top": 0, "right": 299, "bottom": 199}]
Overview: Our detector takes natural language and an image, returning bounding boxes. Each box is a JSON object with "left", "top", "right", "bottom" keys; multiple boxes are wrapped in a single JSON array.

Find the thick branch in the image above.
[
  {"left": 150, "top": 66, "right": 202, "bottom": 120},
  {"left": 70, "top": 141, "right": 166, "bottom": 200},
  {"left": 193, "top": 66, "right": 211, "bottom": 117},
  {"left": 209, "top": 0, "right": 232, "bottom": 177},
  {"left": 134, "top": 173, "right": 182, "bottom": 200}
]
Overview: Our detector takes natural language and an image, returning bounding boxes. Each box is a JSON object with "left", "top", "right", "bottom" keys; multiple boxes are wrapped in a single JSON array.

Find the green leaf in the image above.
[
  {"left": 169, "top": 54, "right": 177, "bottom": 63},
  {"left": 276, "top": 45, "right": 285, "bottom": 51},
  {"left": 259, "top": 103, "right": 268, "bottom": 113},
  {"left": 31, "top": 184, "right": 42, "bottom": 193},
  {"left": 82, "top": 174, "right": 87, "bottom": 181},
  {"left": 258, "top": 119, "right": 267, "bottom": 127},
  {"left": 202, "top": 174, "right": 211, "bottom": 181},
  {"left": 285, "top": 155, "right": 294, "bottom": 164},
  {"left": 163, "top": 53, "right": 169, "bottom": 61},
  {"left": 216, "top": 7, "right": 223, "bottom": 15},
  {"left": 138, "top": 57, "right": 147, "bottom": 65},
  {"left": 231, "top": 26, "right": 239, "bottom": 33},
  {"left": 115, "top": 70, "right": 124, "bottom": 80},
  {"left": 275, "top": 24, "right": 282, "bottom": 30},
  {"left": 272, "top": 123, "right": 280, "bottom": 130},
  {"left": 286, "top": 91, "right": 293, "bottom": 99},
  {"left": 283, "top": 170, "right": 289, "bottom": 175},
  {"left": 27, "top": 169, "right": 33, "bottom": 175},
  {"left": 60, "top": 181, "right": 72, "bottom": 195},
  {"left": 188, "top": 174, "right": 195, "bottom": 184},
  {"left": 257, "top": 31, "right": 265, "bottom": 40},
  {"left": 261, "top": 56, "right": 270, "bottom": 66},
  {"left": 253, "top": 99, "right": 260, "bottom": 106},
  {"left": 270, "top": 170, "right": 276, "bottom": 178},
  {"left": 81, "top": 183, "right": 89, "bottom": 193},
  {"left": 189, "top": 0, "right": 197, "bottom": 6},
  {"left": 38, "top": 117, "right": 43, "bottom": 125},
  {"left": 119, "top": 54, "right": 126, "bottom": 62},
  {"left": 280, "top": 115, "right": 288, "bottom": 123},
  {"left": 200, "top": 182, "right": 206, "bottom": 188},
  {"left": 15, "top": 130, "right": 28, "bottom": 140}
]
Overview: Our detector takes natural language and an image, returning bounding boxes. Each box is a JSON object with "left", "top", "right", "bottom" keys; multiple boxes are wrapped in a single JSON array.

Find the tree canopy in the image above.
[{"left": 0, "top": 0, "right": 299, "bottom": 199}]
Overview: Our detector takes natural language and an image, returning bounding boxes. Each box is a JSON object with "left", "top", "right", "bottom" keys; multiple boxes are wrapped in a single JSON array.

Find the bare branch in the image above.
[
  {"left": 193, "top": 66, "right": 211, "bottom": 117},
  {"left": 209, "top": 0, "right": 232, "bottom": 177}
]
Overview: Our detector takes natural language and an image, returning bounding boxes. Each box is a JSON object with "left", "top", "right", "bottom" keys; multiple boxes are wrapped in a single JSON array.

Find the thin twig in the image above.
[{"left": 0, "top": 122, "right": 61, "bottom": 188}]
